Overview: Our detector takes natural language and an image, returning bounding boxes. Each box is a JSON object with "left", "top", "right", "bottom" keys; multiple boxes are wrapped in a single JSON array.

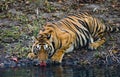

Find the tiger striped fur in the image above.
[{"left": 27, "top": 12, "right": 120, "bottom": 63}]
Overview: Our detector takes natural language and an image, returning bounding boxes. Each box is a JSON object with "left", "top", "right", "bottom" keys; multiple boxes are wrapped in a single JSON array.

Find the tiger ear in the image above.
[
  {"left": 39, "top": 29, "right": 43, "bottom": 34},
  {"left": 45, "top": 22, "right": 53, "bottom": 27},
  {"left": 47, "top": 34, "right": 51, "bottom": 39},
  {"left": 32, "top": 36, "right": 38, "bottom": 43},
  {"left": 47, "top": 22, "right": 53, "bottom": 24}
]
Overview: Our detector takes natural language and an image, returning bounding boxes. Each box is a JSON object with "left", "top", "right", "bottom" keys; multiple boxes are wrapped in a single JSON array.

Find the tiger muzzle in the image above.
[{"left": 33, "top": 44, "right": 51, "bottom": 65}]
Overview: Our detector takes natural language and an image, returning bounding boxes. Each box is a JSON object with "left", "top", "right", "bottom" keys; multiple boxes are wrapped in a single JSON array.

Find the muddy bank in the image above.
[{"left": 0, "top": 0, "right": 120, "bottom": 68}]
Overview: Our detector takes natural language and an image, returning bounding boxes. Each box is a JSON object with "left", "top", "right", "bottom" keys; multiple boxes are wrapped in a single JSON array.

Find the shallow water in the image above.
[{"left": 0, "top": 65, "right": 120, "bottom": 77}]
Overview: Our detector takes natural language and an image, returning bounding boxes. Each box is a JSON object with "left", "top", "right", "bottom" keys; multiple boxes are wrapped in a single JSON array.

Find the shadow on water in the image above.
[{"left": 0, "top": 65, "right": 120, "bottom": 77}]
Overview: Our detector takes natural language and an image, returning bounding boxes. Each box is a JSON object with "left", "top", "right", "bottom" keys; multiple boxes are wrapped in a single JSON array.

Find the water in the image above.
[{"left": 0, "top": 65, "right": 120, "bottom": 77}]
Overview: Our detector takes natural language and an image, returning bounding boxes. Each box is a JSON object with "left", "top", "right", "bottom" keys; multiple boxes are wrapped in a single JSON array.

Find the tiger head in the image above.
[{"left": 32, "top": 23, "right": 55, "bottom": 63}]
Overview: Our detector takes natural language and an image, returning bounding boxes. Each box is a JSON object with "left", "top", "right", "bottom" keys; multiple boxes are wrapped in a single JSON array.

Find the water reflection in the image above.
[{"left": 0, "top": 65, "right": 120, "bottom": 77}]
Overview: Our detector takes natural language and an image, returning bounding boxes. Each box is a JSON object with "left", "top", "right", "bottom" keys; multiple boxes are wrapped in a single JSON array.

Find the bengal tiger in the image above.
[{"left": 27, "top": 12, "right": 120, "bottom": 64}]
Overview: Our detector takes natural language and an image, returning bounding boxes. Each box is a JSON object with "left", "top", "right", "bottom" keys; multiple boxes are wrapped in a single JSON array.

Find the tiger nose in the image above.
[{"left": 38, "top": 47, "right": 48, "bottom": 60}]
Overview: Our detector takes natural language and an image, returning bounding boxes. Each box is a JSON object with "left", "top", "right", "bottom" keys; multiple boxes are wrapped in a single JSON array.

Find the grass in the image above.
[
  {"left": 0, "top": 27, "right": 20, "bottom": 40},
  {"left": 0, "top": 4, "right": 46, "bottom": 57}
]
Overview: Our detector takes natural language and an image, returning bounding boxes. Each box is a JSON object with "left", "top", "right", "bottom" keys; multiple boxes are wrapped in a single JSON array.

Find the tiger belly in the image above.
[{"left": 65, "top": 44, "right": 74, "bottom": 53}]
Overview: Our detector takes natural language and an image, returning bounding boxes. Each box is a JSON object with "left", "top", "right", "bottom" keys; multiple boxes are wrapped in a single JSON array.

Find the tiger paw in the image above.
[
  {"left": 27, "top": 53, "right": 36, "bottom": 59},
  {"left": 51, "top": 55, "right": 62, "bottom": 63},
  {"left": 89, "top": 43, "right": 100, "bottom": 50}
]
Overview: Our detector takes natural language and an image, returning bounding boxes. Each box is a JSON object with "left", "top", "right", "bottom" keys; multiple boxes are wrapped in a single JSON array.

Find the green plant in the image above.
[{"left": 93, "top": 52, "right": 102, "bottom": 58}]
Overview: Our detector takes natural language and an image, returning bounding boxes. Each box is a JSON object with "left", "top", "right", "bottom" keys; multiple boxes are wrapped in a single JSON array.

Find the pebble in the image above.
[{"left": 0, "top": 63, "right": 4, "bottom": 68}]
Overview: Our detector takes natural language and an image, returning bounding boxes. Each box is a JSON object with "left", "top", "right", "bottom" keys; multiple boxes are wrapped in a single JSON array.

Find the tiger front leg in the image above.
[
  {"left": 51, "top": 31, "right": 75, "bottom": 63},
  {"left": 27, "top": 52, "right": 36, "bottom": 59},
  {"left": 51, "top": 49, "right": 65, "bottom": 63}
]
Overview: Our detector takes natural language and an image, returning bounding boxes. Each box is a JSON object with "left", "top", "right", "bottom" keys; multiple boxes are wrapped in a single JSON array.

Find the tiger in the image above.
[{"left": 27, "top": 12, "right": 120, "bottom": 64}]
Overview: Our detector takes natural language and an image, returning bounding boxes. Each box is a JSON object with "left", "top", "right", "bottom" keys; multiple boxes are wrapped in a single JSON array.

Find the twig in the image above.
[{"left": 106, "top": 45, "right": 120, "bottom": 64}]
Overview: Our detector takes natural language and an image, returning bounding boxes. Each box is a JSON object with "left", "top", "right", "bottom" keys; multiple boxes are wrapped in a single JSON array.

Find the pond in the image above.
[{"left": 0, "top": 65, "right": 120, "bottom": 77}]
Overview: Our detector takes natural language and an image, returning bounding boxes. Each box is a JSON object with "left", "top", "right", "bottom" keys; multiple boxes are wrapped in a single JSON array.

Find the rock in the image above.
[
  {"left": 10, "top": 61, "right": 17, "bottom": 68},
  {"left": 8, "top": 9, "right": 23, "bottom": 15},
  {"left": 11, "top": 57, "right": 18, "bottom": 62},
  {"left": 0, "top": 44, "right": 4, "bottom": 51},
  {"left": 0, "top": 63, "right": 4, "bottom": 68},
  {"left": 32, "top": 59, "right": 40, "bottom": 66}
]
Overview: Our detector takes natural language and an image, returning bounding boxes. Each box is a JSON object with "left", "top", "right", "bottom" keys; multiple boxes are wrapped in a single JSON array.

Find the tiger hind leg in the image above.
[{"left": 89, "top": 37, "right": 106, "bottom": 50}]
